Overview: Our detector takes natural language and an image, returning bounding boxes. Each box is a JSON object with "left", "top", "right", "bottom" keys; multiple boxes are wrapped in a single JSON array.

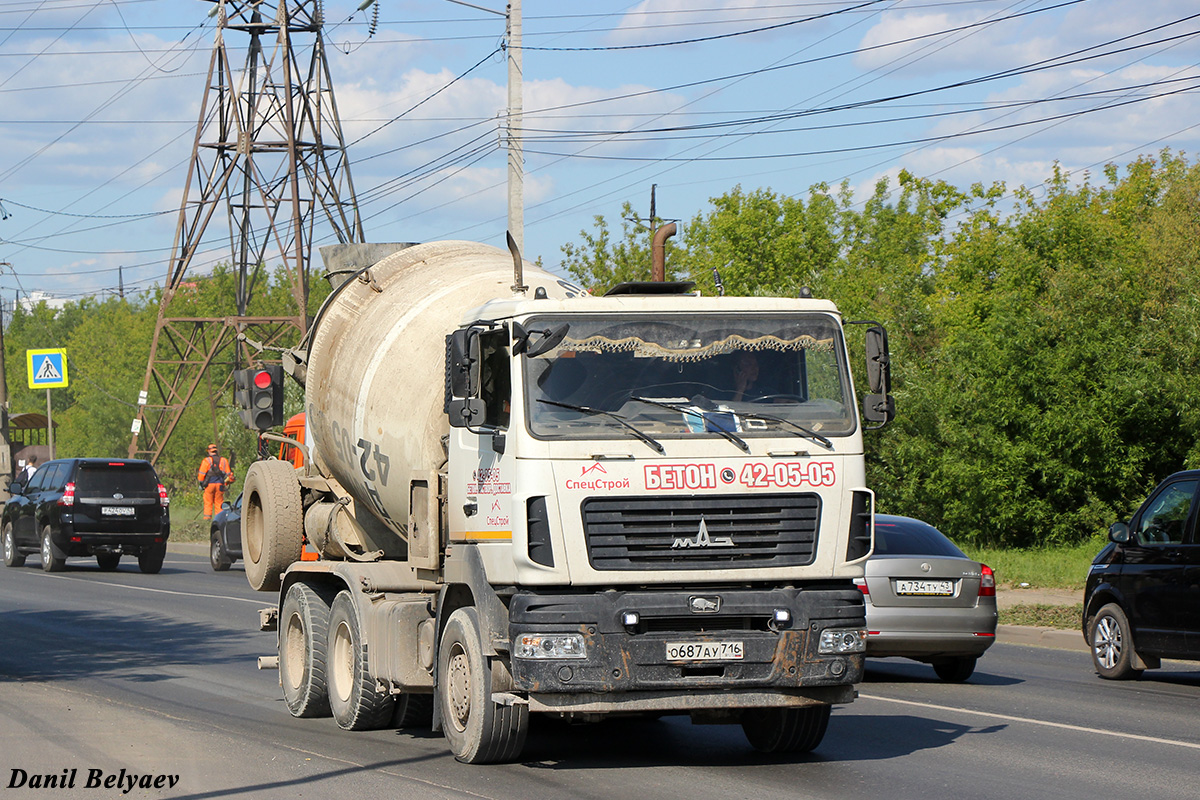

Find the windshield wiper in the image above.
[
  {"left": 536, "top": 399, "right": 665, "bottom": 454},
  {"left": 739, "top": 411, "right": 834, "bottom": 450},
  {"left": 629, "top": 396, "right": 750, "bottom": 453},
  {"left": 689, "top": 394, "right": 834, "bottom": 451}
]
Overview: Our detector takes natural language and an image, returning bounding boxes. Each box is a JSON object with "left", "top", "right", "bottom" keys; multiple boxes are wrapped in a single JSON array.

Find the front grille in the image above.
[{"left": 582, "top": 493, "right": 820, "bottom": 571}]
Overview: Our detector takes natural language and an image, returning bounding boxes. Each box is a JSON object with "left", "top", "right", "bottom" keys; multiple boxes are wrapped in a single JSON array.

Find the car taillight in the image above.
[
  {"left": 853, "top": 577, "right": 869, "bottom": 596},
  {"left": 158, "top": 484, "right": 169, "bottom": 506},
  {"left": 978, "top": 564, "right": 995, "bottom": 597},
  {"left": 58, "top": 481, "right": 76, "bottom": 507}
]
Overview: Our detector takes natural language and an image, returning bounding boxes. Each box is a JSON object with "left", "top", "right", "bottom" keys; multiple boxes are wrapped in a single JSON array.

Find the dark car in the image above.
[
  {"left": 1084, "top": 470, "right": 1200, "bottom": 679},
  {"left": 855, "top": 515, "right": 998, "bottom": 681},
  {"left": 210, "top": 492, "right": 242, "bottom": 571},
  {"left": 2, "top": 458, "right": 170, "bottom": 574}
]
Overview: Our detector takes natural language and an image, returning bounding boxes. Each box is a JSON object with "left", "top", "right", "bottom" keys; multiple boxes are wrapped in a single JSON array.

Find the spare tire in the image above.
[{"left": 243, "top": 460, "right": 303, "bottom": 592}]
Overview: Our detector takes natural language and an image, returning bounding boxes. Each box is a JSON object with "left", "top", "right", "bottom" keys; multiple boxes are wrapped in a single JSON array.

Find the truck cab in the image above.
[{"left": 439, "top": 285, "right": 885, "bottom": 740}]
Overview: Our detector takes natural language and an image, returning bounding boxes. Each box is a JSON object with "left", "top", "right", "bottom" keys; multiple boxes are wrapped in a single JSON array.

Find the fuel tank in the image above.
[{"left": 304, "top": 240, "right": 573, "bottom": 553}]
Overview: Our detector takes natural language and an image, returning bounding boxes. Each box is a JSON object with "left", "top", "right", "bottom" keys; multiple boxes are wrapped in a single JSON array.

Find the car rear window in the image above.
[
  {"left": 75, "top": 463, "right": 159, "bottom": 498},
  {"left": 874, "top": 519, "right": 967, "bottom": 558}
]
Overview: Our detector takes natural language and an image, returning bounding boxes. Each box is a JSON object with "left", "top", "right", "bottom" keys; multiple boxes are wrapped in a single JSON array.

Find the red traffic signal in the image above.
[{"left": 234, "top": 365, "right": 284, "bottom": 431}]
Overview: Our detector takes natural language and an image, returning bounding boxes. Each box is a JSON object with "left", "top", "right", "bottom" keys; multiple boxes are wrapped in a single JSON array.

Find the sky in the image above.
[{"left": 1, "top": 0, "right": 1199, "bottom": 304}]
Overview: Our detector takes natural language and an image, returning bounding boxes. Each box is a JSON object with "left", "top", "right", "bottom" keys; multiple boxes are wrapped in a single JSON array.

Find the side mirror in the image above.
[
  {"left": 1108, "top": 521, "right": 1130, "bottom": 544},
  {"left": 447, "top": 329, "right": 480, "bottom": 398},
  {"left": 447, "top": 398, "right": 486, "bottom": 428},
  {"left": 7, "top": 482, "right": 22, "bottom": 495},
  {"left": 865, "top": 325, "right": 891, "bottom": 395},
  {"left": 513, "top": 321, "right": 570, "bottom": 358},
  {"left": 862, "top": 393, "right": 895, "bottom": 425}
]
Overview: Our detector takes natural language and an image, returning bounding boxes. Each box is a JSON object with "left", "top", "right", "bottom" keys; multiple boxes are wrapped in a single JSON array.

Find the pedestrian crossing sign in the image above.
[{"left": 27, "top": 349, "right": 68, "bottom": 389}]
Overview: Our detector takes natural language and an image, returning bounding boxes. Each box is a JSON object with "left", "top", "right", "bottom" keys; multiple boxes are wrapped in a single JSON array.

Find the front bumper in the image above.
[{"left": 508, "top": 585, "right": 865, "bottom": 713}]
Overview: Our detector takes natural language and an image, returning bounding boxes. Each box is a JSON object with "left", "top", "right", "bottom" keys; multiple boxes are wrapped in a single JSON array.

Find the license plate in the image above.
[
  {"left": 101, "top": 506, "right": 136, "bottom": 516},
  {"left": 665, "top": 641, "right": 743, "bottom": 661},
  {"left": 895, "top": 579, "right": 954, "bottom": 596}
]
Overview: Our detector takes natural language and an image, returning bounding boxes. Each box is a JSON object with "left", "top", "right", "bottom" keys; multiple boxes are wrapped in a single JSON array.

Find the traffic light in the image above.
[{"left": 233, "top": 365, "right": 284, "bottom": 431}]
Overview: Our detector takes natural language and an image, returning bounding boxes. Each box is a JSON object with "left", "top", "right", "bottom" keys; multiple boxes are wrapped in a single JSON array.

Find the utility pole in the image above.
[
  {"left": 0, "top": 265, "right": 10, "bottom": 482},
  {"left": 446, "top": 0, "right": 522, "bottom": 253},
  {"left": 649, "top": 184, "right": 657, "bottom": 248},
  {"left": 507, "top": 0, "right": 523, "bottom": 254},
  {"left": 129, "top": 0, "right": 364, "bottom": 463}
]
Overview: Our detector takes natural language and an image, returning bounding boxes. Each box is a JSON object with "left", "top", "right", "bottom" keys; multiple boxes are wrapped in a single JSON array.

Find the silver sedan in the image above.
[{"left": 856, "top": 515, "right": 998, "bottom": 681}]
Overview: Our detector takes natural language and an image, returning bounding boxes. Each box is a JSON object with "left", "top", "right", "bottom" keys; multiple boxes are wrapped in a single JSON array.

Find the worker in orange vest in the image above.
[{"left": 197, "top": 443, "right": 234, "bottom": 520}]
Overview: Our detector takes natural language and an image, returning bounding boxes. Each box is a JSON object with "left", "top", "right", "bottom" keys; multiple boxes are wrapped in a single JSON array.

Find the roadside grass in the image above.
[
  {"left": 999, "top": 603, "right": 1084, "bottom": 630},
  {"left": 171, "top": 499, "right": 212, "bottom": 543},
  {"left": 961, "top": 536, "right": 1106, "bottom": 591}
]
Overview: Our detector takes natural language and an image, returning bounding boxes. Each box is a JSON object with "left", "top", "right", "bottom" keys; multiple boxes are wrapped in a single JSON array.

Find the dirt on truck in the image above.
[{"left": 241, "top": 239, "right": 894, "bottom": 763}]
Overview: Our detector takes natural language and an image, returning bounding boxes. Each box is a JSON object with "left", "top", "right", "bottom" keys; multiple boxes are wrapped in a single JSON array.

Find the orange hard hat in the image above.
[{"left": 207, "top": 443, "right": 218, "bottom": 453}]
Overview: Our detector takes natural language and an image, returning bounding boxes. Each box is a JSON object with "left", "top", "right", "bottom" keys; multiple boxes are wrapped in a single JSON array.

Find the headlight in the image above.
[
  {"left": 514, "top": 633, "right": 587, "bottom": 659},
  {"left": 818, "top": 628, "right": 866, "bottom": 654}
]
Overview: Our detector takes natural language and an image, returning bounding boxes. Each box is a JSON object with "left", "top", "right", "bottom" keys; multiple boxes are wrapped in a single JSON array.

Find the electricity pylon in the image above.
[{"left": 130, "top": 0, "right": 363, "bottom": 463}]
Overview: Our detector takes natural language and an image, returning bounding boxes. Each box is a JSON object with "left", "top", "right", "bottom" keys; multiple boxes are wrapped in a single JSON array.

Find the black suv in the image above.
[
  {"left": 1084, "top": 470, "right": 1200, "bottom": 679},
  {"left": 2, "top": 458, "right": 170, "bottom": 574}
]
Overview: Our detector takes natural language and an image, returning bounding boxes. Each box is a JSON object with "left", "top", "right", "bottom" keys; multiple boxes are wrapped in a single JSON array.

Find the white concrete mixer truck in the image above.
[{"left": 243, "top": 239, "right": 894, "bottom": 763}]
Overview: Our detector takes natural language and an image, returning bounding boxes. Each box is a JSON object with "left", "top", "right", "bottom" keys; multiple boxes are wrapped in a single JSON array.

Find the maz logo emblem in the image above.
[
  {"left": 689, "top": 596, "right": 721, "bottom": 614},
  {"left": 672, "top": 517, "right": 734, "bottom": 549}
]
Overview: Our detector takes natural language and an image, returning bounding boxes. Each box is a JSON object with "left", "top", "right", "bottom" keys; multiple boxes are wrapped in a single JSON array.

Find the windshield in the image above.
[{"left": 524, "top": 313, "right": 855, "bottom": 442}]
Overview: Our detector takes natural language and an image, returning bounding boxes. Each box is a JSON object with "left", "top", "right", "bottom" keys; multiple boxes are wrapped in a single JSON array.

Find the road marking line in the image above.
[
  {"left": 34, "top": 573, "right": 265, "bottom": 605},
  {"left": 859, "top": 693, "right": 1200, "bottom": 750}
]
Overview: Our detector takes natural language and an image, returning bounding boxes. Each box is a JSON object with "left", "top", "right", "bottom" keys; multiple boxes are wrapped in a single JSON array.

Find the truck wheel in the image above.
[
  {"left": 138, "top": 541, "right": 167, "bottom": 574},
  {"left": 95, "top": 552, "right": 121, "bottom": 571},
  {"left": 3, "top": 523, "right": 25, "bottom": 567},
  {"left": 210, "top": 533, "right": 231, "bottom": 572},
  {"left": 41, "top": 527, "right": 64, "bottom": 572},
  {"left": 741, "top": 704, "right": 831, "bottom": 754},
  {"left": 327, "top": 591, "right": 395, "bottom": 730},
  {"left": 243, "top": 461, "right": 303, "bottom": 592},
  {"left": 437, "top": 607, "right": 529, "bottom": 764},
  {"left": 1090, "top": 603, "right": 1143, "bottom": 680},
  {"left": 280, "top": 582, "right": 334, "bottom": 718},
  {"left": 393, "top": 693, "right": 434, "bottom": 728}
]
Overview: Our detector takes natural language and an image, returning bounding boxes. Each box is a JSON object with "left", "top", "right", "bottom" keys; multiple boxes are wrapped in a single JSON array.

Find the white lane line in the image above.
[
  {"left": 34, "top": 573, "right": 266, "bottom": 605},
  {"left": 859, "top": 693, "right": 1200, "bottom": 750}
]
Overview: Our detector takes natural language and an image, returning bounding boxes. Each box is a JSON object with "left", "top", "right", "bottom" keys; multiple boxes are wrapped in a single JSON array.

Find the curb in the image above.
[
  {"left": 997, "top": 624, "right": 1088, "bottom": 652},
  {"left": 168, "top": 541, "right": 208, "bottom": 556}
]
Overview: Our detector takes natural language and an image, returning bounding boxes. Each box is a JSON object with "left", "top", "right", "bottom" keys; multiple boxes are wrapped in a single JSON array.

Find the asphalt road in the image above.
[{"left": 2, "top": 549, "right": 1198, "bottom": 800}]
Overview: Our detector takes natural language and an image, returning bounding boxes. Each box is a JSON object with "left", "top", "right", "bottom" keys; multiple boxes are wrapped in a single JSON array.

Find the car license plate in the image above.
[
  {"left": 101, "top": 506, "right": 136, "bottom": 516},
  {"left": 665, "top": 641, "right": 743, "bottom": 661},
  {"left": 895, "top": 579, "right": 954, "bottom": 596}
]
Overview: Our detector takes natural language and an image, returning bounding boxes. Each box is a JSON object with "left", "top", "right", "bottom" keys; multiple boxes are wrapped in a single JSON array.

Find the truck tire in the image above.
[
  {"left": 327, "top": 591, "right": 395, "bottom": 730},
  {"left": 280, "top": 582, "right": 335, "bottom": 718},
  {"left": 138, "top": 541, "right": 166, "bottom": 574},
  {"left": 741, "top": 704, "right": 831, "bottom": 754},
  {"left": 437, "top": 607, "right": 528, "bottom": 764},
  {"left": 243, "top": 461, "right": 303, "bottom": 592},
  {"left": 3, "top": 523, "right": 25, "bottom": 567},
  {"left": 393, "top": 693, "right": 434, "bottom": 729},
  {"left": 41, "top": 527, "right": 64, "bottom": 572}
]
